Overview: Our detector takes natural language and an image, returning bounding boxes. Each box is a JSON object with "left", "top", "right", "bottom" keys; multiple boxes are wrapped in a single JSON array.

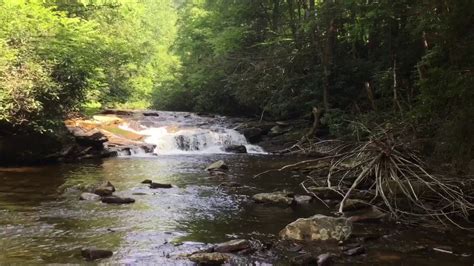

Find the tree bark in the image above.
[
  {"left": 393, "top": 57, "right": 402, "bottom": 113},
  {"left": 322, "top": 17, "right": 336, "bottom": 111}
]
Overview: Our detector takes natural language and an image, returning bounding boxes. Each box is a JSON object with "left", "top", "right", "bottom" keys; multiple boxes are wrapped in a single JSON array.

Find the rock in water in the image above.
[
  {"left": 93, "top": 181, "right": 116, "bottom": 196},
  {"left": 206, "top": 160, "right": 228, "bottom": 171},
  {"left": 143, "top": 111, "right": 160, "bottom": 117},
  {"left": 70, "top": 128, "right": 108, "bottom": 149},
  {"left": 289, "top": 254, "right": 319, "bottom": 265},
  {"left": 79, "top": 192, "right": 101, "bottom": 201},
  {"left": 214, "top": 239, "right": 251, "bottom": 253},
  {"left": 317, "top": 253, "right": 334, "bottom": 266},
  {"left": 224, "top": 145, "right": 247, "bottom": 153},
  {"left": 149, "top": 182, "right": 172, "bottom": 189},
  {"left": 141, "top": 179, "right": 153, "bottom": 184},
  {"left": 101, "top": 196, "right": 135, "bottom": 204},
  {"left": 81, "top": 248, "right": 113, "bottom": 261},
  {"left": 294, "top": 195, "right": 313, "bottom": 205},
  {"left": 242, "top": 127, "right": 263, "bottom": 143},
  {"left": 253, "top": 192, "right": 295, "bottom": 206},
  {"left": 280, "top": 214, "right": 352, "bottom": 241},
  {"left": 343, "top": 246, "right": 366, "bottom": 256},
  {"left": 188, "top": 252, "right": 231, "bottom": 264}
]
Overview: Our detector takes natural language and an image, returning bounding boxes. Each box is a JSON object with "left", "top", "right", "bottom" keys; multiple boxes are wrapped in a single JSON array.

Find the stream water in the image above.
[{"left": 0, "top": 112, "right": 473, "bottom": 265}]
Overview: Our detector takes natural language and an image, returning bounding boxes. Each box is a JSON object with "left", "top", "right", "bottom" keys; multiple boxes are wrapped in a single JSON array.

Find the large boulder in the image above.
[
  {"left": 188, "top": 252, "right": 232, "bottom": 264},
  {"left": 149, "top": 182, "right": 172, "bottom": 189},
  {"left": 279, "top": 214, "right": 352, "bottom": 241},
  {"left": 214, "top": 239, "right": 251, "bottom": 253},
  {"left": 70, "top": 128, "right": 108, "bottom": 149},
  {"left": 224, "top": 145, "right": 247, "bottom": 153},
  {"left": 80, "top": 192, "right": 101, "bottom": 201},
  {"left": 253, "top": 192, "right": 295, "bottom": 206},
  {"left": 101, "top": 196, "right": 135, "bottom": 204},
  {"left": 242, "top": 127, "right": 263, "bottom": 143},
  {"left": 93, "top": 181, "right": 116, "bottom": 196},
  {"left": 81, "top": 248, "right": 113, "bottom": 261},
  {"left": 294, "top": 195, "right": 314, "bottom": 205}
]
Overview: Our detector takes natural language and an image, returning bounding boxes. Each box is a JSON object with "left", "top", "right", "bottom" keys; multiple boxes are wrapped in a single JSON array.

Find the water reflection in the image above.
[{"left": 0, "top": 155, "right": 473, "bottom": 264}]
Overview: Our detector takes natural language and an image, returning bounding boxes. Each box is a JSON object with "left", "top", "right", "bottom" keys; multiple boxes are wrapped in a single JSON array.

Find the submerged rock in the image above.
[
  {"left": 101, "top": 196, "right": 135, "bottom": 204},
  {"left": 188, "top": 252, "right": 231, "bottom": 264},
  {"left": 149, "top": 182, "right": 172, "bottom": 189},
  {"left": 81, "top": 248, "right": 113, "bottom": 261},
  {"left": 280, "top": 214, "right": 352, "bottom": 241},
  {"left": 253, "top": 192, "right": 295, "bottom": 206},
  {"left": 206, "top": 160, "right": 228, "bottom": 171},
  {"left": 79, "top": 192, "right": 101, "bottom": 201},
  {"left": 242, "top": 127, "right": 263, "bottom": 143},
  {"left": 224, "top": 144, "right": 247, "bottom": 153},
  {"left": 214, "top": 239, "right": 251, "bottom": 253},
  {"left": 93, "top": 181, "right": 116, "bottom": 197},
  {"left": 294, "top": 195, "right": 314, "bottom": 205}
]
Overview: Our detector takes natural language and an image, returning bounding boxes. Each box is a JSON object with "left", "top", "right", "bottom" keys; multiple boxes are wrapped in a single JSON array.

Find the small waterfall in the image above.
[
  {"left": 137, "top": 127, "right": 264, "bottom": 154},
  {"left": 118, "top": 112, "right": 265, "bottom": 155}
]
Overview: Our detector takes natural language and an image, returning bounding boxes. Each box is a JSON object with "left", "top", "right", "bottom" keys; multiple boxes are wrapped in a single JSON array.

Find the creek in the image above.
[{"left": 0, "top": 112, "right": 472, "bottom": 264}]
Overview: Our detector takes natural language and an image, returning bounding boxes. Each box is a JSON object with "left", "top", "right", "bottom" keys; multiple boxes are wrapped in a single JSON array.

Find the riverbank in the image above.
[{"left": 0, "top": 109, "right": 313, "bottom": 166}]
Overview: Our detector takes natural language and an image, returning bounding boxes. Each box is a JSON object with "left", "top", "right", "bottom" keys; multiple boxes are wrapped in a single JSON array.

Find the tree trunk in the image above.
[
  {"left": 287, "top": 0, "right": 299, "bottom": 48},
  {"left": 393, "top": 57, "right": 402, "bottom": 113},
  {"left": 322, "top": 17, "right": 336, "bottom": 111}
]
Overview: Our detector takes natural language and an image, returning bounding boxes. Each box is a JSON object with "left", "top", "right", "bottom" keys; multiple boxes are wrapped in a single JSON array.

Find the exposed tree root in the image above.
[{"left": 256, "top": 122, "right": 474, "bottom": 229}]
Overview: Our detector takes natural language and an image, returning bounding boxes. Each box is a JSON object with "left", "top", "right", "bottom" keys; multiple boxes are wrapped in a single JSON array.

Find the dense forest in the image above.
[{"left": 0, "top": 0, "right": 473, "bottom": 166}]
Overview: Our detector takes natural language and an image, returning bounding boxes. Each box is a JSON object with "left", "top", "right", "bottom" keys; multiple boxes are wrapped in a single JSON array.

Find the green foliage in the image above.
[
  {"left": 0, "top": 0, "right": 178, "bottom": 133},
  {"left": 157, "top": 0, "right": 473, "bottom": 164},
  {"left": 0, "top": 0, "right": 103, "bottom": 132},
  {"left": 0, "top": 0, "right": 472, "bottom": 165}
]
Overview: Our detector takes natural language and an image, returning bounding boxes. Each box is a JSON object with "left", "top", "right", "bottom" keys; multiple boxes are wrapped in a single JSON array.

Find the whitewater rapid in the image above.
[{"left": 118, "top": 112, "right": 265, "bottom": 155}]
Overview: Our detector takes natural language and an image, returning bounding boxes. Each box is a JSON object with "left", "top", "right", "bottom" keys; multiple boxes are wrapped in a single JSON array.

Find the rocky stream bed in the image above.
[{"left": 0, "top": 111, "right": 473, "bottom": 265}]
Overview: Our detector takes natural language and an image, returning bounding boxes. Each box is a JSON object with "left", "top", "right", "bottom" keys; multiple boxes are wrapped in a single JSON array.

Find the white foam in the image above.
[{"left": 119, "top": 124, "right": 266, "bottom": 155}]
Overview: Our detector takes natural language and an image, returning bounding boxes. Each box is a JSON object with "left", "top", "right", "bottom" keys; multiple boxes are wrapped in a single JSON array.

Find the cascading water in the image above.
[{"left": 119, "top": 111, "right": 265, "bottom": 155}]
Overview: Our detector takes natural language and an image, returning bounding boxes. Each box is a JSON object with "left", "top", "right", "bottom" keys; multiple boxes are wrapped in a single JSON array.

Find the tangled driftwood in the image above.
[{"left": 257, "top": 122, "right": 474, "bottom": 229}]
